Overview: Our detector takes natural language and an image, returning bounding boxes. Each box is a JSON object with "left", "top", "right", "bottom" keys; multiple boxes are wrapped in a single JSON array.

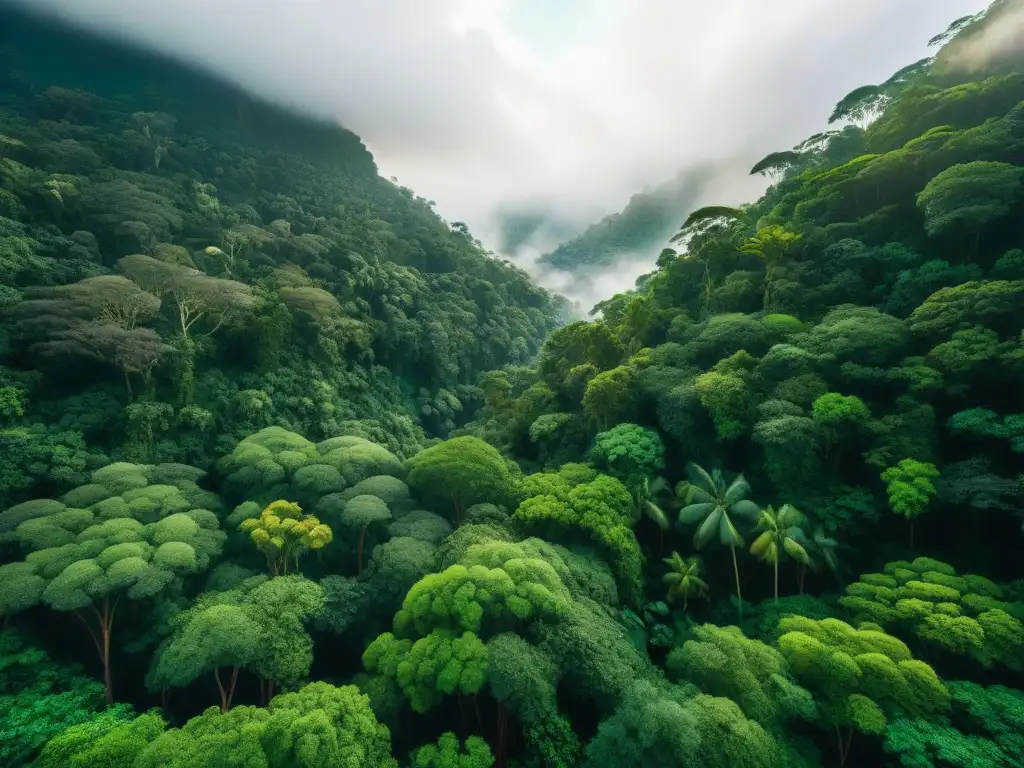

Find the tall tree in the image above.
[
  {"left": 738, "top": 225, "right": 802, "bottom": 311},
  {"left": 677, "top": 463, "right": 761, "bottom": 621},
  {"left": 749, "top": 504, "right": 810, "bottom": 604},
  {"left": 880, "top": 459, "right": 939, "bottom": 548},
  {"left": 117, "top": 255, "right": 254, "bottom": 403},
  {"left": 406, "top": 436, "right": 516, "bottom": 524}
]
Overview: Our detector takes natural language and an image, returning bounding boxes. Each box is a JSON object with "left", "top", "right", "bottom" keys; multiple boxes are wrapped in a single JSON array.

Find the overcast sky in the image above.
[{"left": 11, "top": 0, "right": 994, "bottom": 298}]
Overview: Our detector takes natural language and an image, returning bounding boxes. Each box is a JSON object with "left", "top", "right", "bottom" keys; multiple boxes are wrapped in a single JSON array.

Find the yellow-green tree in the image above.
[
  {"left": 880, "top": 459, "right": 939, "bottom": 548},
  {"left": 239, "top": 500, "right": 332, "bottom": 576}
]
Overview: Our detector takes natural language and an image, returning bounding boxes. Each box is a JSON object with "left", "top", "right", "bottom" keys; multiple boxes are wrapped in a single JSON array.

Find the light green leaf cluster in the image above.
[
  {"left": 406, "top": 436, "right": 517, "bottom": 517},
  {"left": 667, "top": 624, "right": 815, "bottom": 731},
  {"left": 35, "top": 710, "right": 168, "bottom": 768},
  {"left": 411, "top": 732, "right": 494, "bottom": 768},
  {"left": 515, "top": 468, "right": 642, "bottom": 603},
  {"left": 881, "top": 459, "right": 940, "bottom": 521},
  {"left": 840, "top": 557, "right": 1024, "bottom": 671},
  {"left": 148, "top": 575, "right": 326, "bottom": 695},
  {"left": 590, "top": 423, "right": 664, "bottom": 493},
  {"left": 238, "top": 499, "right": 332, "bottom": 576},
  {"left": 393, "top": 558, "right": 569, "bottom": 637},
  {"left": 218, "top": 427, "right": 404, "bottom": 507},
  {"left": 777, "top": 616, "right": 950, "bottom": 737},
  {"left": 362, "top": 629, "right": 488, "bottom": 713},
  {"left": 131, "top": 682, "right": 396, "bottom": 768},
  {"left": 582, "top": 678, "right": 789, "bottom": 768},
  {"left": 0, "top": 462, "right": 225, "bottom": 618}
]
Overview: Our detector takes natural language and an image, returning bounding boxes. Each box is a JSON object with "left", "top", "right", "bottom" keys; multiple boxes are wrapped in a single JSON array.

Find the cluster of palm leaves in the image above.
[{"left": 668, "top": 462, "right": 841, "bottom": 621}]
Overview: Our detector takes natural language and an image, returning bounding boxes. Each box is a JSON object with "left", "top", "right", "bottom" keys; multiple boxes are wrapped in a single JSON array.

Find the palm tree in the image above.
[
  {"left": 800, "top": 525, "right": 841, "bottom": 595},
  {"left": 662, "top": 551, "right": 709, "bottom": 611},
  {"left": 750, "top": 504, "right": 810, "bottom": 603},
  {"left": 677, "top": 463, "right": 762, "bottom": 621}
]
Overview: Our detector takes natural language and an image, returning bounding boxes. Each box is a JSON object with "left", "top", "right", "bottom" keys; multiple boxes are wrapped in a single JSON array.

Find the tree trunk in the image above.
[
  {"left": 730, "top": 545, "right": 744, "bottom": 622},
  {"left": 473, "top": 695, "right": 484, "bottom": 733},
  {"left": 451, "top": 496, "right": 463, "bottom": 526},
  {"left": 75, "top": 596, "right": 117, "bottom": 704},
  {"left": 214, "top": 666, "right": 241, "bottom": 712},
  {"left": 909, "top": 518, "right": 915, "bottom": 549},
  {"left": 357, "top": 524, "right": 367, "bottom": 576},
  {"left": 798, "top": 563, "right": 807, "bottom": 596},
  {"left": 773, "top": 556, "right": 779, "bottom": 604},
  {"left": 101, "top": 604, "right": 113, "bottom": 704},
  {"left": 214, "top": 668, "right": 227, "bottom": 712},
  {"left": 456, "top": 692, "right": 469, "bottom": 736},
  {"left": 837, "top": 725, "right": 854, "bottom": 766},
  {"left": 496, "top": 703, "right": 508, "bottom": 768}
]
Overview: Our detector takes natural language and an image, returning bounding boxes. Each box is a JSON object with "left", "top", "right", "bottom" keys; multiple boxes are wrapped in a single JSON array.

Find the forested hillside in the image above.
[
  {"left": 0, "top": 6, "right": 567, "bottom": 509},
  {"left": 2, "top": 3, "right": 1024, "bottom": 768},
  {"left": 536, "top": 163, "right": 719, "bottom": 273}
]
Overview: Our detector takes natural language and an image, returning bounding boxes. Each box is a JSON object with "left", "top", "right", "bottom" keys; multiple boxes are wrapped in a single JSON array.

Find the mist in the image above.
[
  {"left": 942, "top": 0, "right": 1024, "bottom": 72},
  {"left": 7, "top": 0, "right": 993, "bottom": 304}
]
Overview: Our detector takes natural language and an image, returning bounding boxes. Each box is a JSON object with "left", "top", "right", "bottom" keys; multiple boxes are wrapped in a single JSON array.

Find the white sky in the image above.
[{"left": 12, "top": 0, "right": 994, "bottom": 299}]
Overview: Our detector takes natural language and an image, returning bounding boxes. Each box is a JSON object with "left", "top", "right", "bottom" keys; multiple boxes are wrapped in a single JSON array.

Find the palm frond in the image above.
[
  {"left": 643, "top": 500, "right": 670, "bottom": 531},
  {"left": 678, "top": 501, "right": 716, "bottom": 526},
  {"left": 718, "top": 511, "right": 744, "bottom": 548},
  {"left": 685, "top": 462, "right": 718, "bottom": 496},
  {"left": 723, "top": 474, "right": 751, "bottom": 505},
  {"left": 695, "top": 506, "right": 724, "bottom": 549},
  {"left": 729, "top": 499, "right": 763, "bottom": 522}
]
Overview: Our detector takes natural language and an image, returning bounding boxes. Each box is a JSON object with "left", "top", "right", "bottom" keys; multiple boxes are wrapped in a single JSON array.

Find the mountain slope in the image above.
[
  {"left": 0, "top": 5, "right": 567, "bottom": 506},
  {"left": 463, "top": 0, "right": 1024, "bottom": 581},
  {"left": 537, "top": 163, "right": 720, "bottom": 274}
]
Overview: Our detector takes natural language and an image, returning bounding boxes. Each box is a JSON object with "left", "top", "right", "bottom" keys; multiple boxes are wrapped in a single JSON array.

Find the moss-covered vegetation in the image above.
[{"left": 2, "top": 4, "right": 1023, "bottom": 768}]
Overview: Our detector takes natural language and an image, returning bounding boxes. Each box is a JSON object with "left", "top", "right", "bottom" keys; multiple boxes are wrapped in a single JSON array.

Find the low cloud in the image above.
[
  {"left": 9, "top": 0, "right": 993, "bottom": 303},
  {"left": 942, "top": 0, "right": 1024, "bottom": 72}
]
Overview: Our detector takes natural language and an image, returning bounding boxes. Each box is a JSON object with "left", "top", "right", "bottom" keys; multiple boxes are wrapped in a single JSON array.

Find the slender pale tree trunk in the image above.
[
  {"left": 730, "top": 545, "right": 743, "bottom": 622},
  {"left": 837, "top": 725, "right": 854, "bottom": 766}
]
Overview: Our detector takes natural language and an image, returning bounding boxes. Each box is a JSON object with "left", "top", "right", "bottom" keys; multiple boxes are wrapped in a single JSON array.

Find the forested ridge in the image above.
[
  {"left": 535, "top": 163, "right": 719, "bottom": 274},
  {"left": 2, "top": 2, "right": 1024, "bottom": 768},
  {"left": 0, "top": 5, "right": 568, "bottom": 507}
]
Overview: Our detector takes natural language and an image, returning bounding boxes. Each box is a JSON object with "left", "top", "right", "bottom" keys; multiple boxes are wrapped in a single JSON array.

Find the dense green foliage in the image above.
[
  {"left": 0, "top": 8, "right": 567, "bottom": 511},
  {"left": 2, "top": 3, "right": 1024, "bottom": 768}
]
